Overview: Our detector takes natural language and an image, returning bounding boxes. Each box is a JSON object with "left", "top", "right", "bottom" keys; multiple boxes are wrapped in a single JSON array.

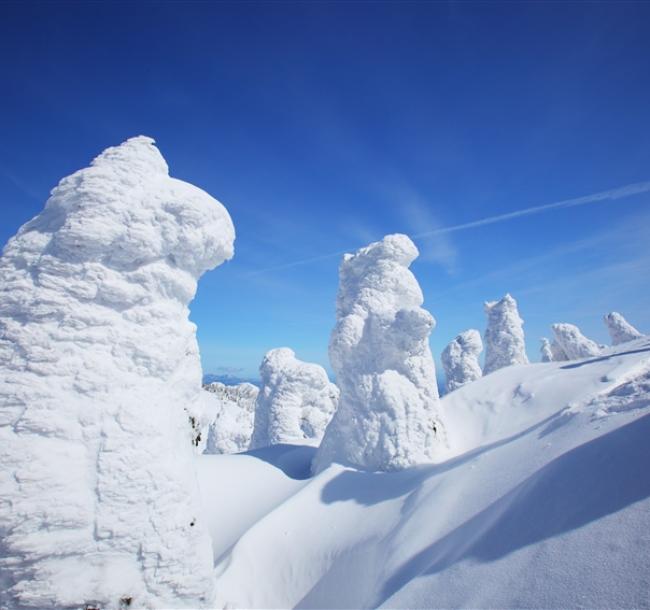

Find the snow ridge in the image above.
[{"left": 0, "top": 136, "right": 234, "bottom": 609}]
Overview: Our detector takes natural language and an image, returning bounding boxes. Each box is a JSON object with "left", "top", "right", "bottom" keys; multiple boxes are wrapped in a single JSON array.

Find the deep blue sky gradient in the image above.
[{"left": 1, "top": 1, "right": 649, "bottom": 379}]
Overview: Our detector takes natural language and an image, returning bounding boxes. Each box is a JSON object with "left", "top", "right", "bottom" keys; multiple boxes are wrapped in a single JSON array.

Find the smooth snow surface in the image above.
[
  {"left": 203, "top": 382, "right": 259, "bottom": 454},
  {"left": 552, "top": 322, "right": 602, "bottom": 359},
  {"left": 604, "top": 311, "right": 643, "bottom": 345},
  {"left": 201, "top": 338, "right": 650, "bottom": 610},
  {"left": 441, "top": 329, "right": 483, "bottom": 392},
  {"left": 313, "top": 234, "right": 446, "bottom": 473},
  {"left": 249, "top": 348, "right": 338, "bottom": 449},
  {"left": 0, "top": 136, "right": 234, "bottom": 609},
  {"left": 483, "top": 293, "right": 529, "bottom": 374}
]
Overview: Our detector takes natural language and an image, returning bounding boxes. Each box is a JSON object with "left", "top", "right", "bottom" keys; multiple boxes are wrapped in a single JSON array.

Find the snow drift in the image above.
[
  {"left": 604, "top": 311, "right": 643, "bottom": 345},
  {"left": 552, "top": 322, "right": 602, "bottom": 360},
  {"left": 483, "top": 293, "right": 529, "bottom": 374},
  {"left": 442, "top": 329, "right": 483, "bottom": 392},
  {"left": 313, "top": 234, "right": 446, "bottom": 474},
  {"left": 203, "top": 382, "right": 259, "bottom": 454},
  {"left": 249, "top": 348, "right": 338, "bottom": 449},
  {"left": 0, "top": 136, "right": 234, "bottom": 609}
]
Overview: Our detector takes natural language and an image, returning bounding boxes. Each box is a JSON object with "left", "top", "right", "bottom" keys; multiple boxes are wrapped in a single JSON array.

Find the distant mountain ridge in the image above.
[{"left": 203, "top": 373, "right": 260, "bottom": 387}]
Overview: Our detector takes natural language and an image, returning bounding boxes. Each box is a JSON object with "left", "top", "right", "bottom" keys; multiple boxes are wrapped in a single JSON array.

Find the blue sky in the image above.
[{"left": 1, "top": 1, "right": 649, "bottom": 380}]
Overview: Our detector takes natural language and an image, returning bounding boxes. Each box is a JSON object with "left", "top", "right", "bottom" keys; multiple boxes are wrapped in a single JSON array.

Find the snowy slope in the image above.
[{"left": 198, "top": 338, "right": 650, "bottom": 609}]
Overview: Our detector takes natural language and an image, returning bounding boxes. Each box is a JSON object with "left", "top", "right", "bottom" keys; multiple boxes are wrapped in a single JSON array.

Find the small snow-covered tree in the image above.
[
  {"left": 540, "top": 338, "right": 554, "bottom": 362},
  {"left": 313, "top": 234, "right": 446, "bottom": 474},
  {"left": 204, "top": 382, "right": 259, "bottom": 454},
  {"left": 604, "top": 312, "right": 643, "bottom": 345},
  {"left": 249, "top": 348, "right": 338, "bottom": 449},
  {"left": 552, "top": 323, "right": 601, "bottom": 359},
  {"left": 483, "top": 293, "right": 529, "bottom": 374},
  {"left": 0, "top": 136, "right": 233, "bottom": 609},
  {"left": 442, "top": 329, "right": 483, "bottom": 392}
]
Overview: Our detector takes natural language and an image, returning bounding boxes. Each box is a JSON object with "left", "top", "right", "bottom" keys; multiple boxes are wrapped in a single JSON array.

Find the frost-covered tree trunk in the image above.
[
  {"left": 249, "top": 348, "right": 338, "bottom": 449},
  {"left": 483, "top": 293, "right": 529, "bottom": 374},
  {"left": 442, "top": 329, "right": 483, "bottom": 392},
  {"left": 552, "top": 323, "right": 601, "bottom": 359},
  {"left": 313, "top": 234, "right": 446, "bottom": 474},
  {"left": 540, "top": 338, "right": 554, "bottom": 362},
  {"left": 0, "top": 137, "right": 234, "bottom": 609},
  {"left": 604, "top": 312, "right": 643, "bottom": 345}
]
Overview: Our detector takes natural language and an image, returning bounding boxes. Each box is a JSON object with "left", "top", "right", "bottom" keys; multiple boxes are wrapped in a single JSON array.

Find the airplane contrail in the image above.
[{"left": 246, "top": 180, "right": 650, "bottom": 275}]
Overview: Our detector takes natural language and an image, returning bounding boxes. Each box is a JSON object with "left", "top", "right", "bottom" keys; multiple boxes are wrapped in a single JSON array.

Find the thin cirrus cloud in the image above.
[{"left": 245, "top": 180, "right": 650, "bottom": 276}]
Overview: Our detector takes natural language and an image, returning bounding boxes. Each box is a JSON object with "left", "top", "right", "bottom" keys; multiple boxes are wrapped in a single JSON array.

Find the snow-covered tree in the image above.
[
  {"left": 313, "top": 234, "right": 446, "bottom": 474},
  {"left": 249, "top": 348, "right": 338, "bottom": 449},
  {"left": 552, "top": 323, "right": 601, "bottom": 359},
  {"left": 204, "top": 382, "right": 259, "bottom": 454},
  {"left": 540, "top": 338, "right": 554, "bottom": 362},
  {"left": 604, "top": 312, "right": 643, "bottom": 345},
  {"left": 0, "top": 136, "right": 234, "bottom": 609},
  {"left": 442, "top": 329, "right": 483, "bottom": 392},
  {"left": 483, "top": 293, "right": 529, "bottom": 374},
  {"left": 550, "top": 338, "right": 569, "bottom": 362}
]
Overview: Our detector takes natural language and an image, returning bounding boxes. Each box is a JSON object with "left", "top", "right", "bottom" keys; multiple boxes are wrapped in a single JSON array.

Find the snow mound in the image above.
[
  {"left": 203, "top": 382, "right": 259, "bottom": 454},
  {"left": 0, "top": 136, "right": 234, "bottom": 609},
  {"left": 250, "top": 348, "right": 338, "bottom": 449},
  {"left": 203, "top": 338, "right": 650, "bottom": 610},
  {"left": 483, "top": 293, "right": 529, "bottom": 374},
  {"left": 604, "top": 311, "right": 643, "bottom": 345},
  {"left": 442, "top": 329, "right": 483, "bottom": 392},
  {"left": 552, "top": 322, "right": 601, "bottom": 359},
  {"left": 313, "top": 234, "right": 445, "bottom": 474}
]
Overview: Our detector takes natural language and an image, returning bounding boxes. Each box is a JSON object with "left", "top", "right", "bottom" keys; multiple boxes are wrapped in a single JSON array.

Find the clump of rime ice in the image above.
[
  {"left": 540, "top": 338, "right": 554, "bottom": 362},
  {"left": 604, "top": 312, "right": 643, "bottom": 346},
  {"left": 249, "top": 348, "right": 338, "bottom": 449},
  {"left": 483, "top": 293, "right": 529, "bottom": 374},
  {"left": 313, "top": 234, "right": 446, "bottom": 474},
  {"left": 0, "top": 137, "right": 234, "bottom": 609},
  {"left": 552, "top": 323, "right": 601, "bottom": 360},
  {"left": 442, "top": 329, "right": 483, "bottom": 392},
  {"left": 204, "top": 382, "right": 259, "bottom": 454}
]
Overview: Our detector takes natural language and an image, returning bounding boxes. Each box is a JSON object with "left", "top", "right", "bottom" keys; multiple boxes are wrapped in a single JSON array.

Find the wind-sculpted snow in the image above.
[
  {"left": 204, "top": 382, "right": 259, "bottom": 454},
  {"left": 483, "top": 293, "right": 529, "bottom": 374},
  {"left": 552, "top": 323, "right": 602, "bottom": 360},
  {"left": 442, "top": 329, "right": 483, "bottom": 392},
  {"left": 540, "top": 338, "right": 554, "bottom": 362},
  {"left": 0, "top": 136, "right": 234, "bottom": 609},
  {"left": 250, "top": 348, "right": 338, "bottom": 449},
  {"left": 313, "top": 234, "right": 446, "bottom": 473},
  {"left": 604, "top": 312, "right": 643, "bottom": 345}
]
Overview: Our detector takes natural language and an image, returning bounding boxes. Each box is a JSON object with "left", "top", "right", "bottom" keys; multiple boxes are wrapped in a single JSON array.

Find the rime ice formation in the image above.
[
  {"left": 313, "top": 234, "right": 445, "bottom": 474},
  {"left": 249, "top": 348, "right": 338, "bottom": 449},
  {"left": 441, "top": 329, "right": 483, "bottom": 392},
  {"left": 0, "top": 137, "right": 234, "bottom": 609},
  {"left": 540, "top": 338, "right": 554, "bottom": 362},
  {"left": 483, "top": 293, "right": 529, "bottom": 374},
  {"left": 604, "top": 312, "right": 643, "bottom": 345},
  {"left": 550, "top": 339, "right": 569, "bottom": 362},
  {"left": 204, "top": 382, "right": 259, "bottom": 454},
  {"left": 552, "top": 323, "right": 602, "bottom": 360}
]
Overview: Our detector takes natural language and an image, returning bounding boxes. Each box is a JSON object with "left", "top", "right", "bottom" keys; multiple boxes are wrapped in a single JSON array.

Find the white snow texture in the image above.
[
  {"left": 0, "top": 136, "right": 234, "bottom": 609},
  {"left": 203, "top": 382, "right": 259, "bottom": 454},
  {"left": 483, "top": 293, "right": 529, "bottom": 374},
  {"left": 540, "top": 338, "right": 554, "bottom": 362},
  {"left": 604, "top": 311, "right": 643, "bottom": 345},
  {"left": 552, "top": 322, "right": 602, "bottom": 360},
  {"left": 313, "top": 234, "right": 445, "bottom": 473},
  {"left": 249, "top": 348, "right": 338, "bottom": 449},
  {"left": 442, "top": 329, "right": 483, "bottom": 392}
]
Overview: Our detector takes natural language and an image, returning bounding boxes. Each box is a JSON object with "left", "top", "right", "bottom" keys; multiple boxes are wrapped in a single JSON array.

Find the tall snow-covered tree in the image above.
[
  {"left": 552, "top": 323, "right": 601, "bottom": 359},
  {"left": 249, "top": 348, "right": 338, "bottom": 449},
  {"left": 483, "top": 293, "right": 529, "bottom": 374},
  {"left": 442, "top": 329, "right": 483, "bottom": 392},
  {"left": 313, "top": 234, "right": 446, "bottom": 473},
  {"left": 604, "top": 312, "right": 643, "bottom": 345},
  {"left": 0, "top": 136, "right": 234, "bottom": 609}
]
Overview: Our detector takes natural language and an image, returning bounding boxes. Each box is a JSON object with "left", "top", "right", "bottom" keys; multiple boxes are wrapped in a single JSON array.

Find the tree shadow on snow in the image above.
[
  {"left": 378, "top": 413, "right": 650, "bottom": 605},
  {"left": 560, "top": 344, "right": 650, "bottom": 370},
  {"left": 244, "top": 444, "right": 316, "bottom": 480}
]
